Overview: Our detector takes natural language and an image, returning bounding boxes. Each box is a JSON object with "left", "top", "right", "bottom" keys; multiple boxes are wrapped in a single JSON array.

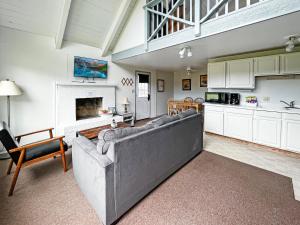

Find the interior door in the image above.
[{"left": 135, "top": 72, "right": 151, "bottom": 120}]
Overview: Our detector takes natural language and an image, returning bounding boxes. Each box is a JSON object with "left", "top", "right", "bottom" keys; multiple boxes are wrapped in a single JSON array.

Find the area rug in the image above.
[{"left": 0, "top": 151, "right": 299, "bottom": 225}]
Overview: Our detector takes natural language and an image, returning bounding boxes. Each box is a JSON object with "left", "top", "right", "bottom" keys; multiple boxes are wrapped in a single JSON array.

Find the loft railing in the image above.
[{"left": 144, "top": 0, "right": 263, "bottom": 48}]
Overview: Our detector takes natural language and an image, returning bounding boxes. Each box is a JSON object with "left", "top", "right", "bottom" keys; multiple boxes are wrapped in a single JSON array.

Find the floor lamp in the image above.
[{"left": 0, "top": 79, "right": 22, "bottom": 159}]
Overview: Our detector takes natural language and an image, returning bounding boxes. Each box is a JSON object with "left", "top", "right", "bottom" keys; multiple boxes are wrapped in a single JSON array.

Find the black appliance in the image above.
[
  {"left": 229, "top": 93, "right": 240, "bottom": 105},
  {"left": 205, "top": 92, "right": 229, "bottom": 104}
]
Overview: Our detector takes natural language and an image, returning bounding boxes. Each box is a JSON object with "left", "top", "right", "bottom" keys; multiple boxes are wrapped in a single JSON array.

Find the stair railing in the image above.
[{"left": 144, "top": 0, "right": 264, "bottom": 49}]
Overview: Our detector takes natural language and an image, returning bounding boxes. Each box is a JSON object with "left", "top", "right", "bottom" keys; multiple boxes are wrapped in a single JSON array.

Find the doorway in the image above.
[{"left": 135, "top": 71, "right": 151, "bottom": 120}]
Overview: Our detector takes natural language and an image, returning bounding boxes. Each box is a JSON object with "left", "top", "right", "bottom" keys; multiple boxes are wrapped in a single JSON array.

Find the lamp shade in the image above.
[
  {"left": 0, "top": 80, "right": 22, "bottom": 96},
  {"left": 122, "top": 97, "right": 130, "bottom": 105}
]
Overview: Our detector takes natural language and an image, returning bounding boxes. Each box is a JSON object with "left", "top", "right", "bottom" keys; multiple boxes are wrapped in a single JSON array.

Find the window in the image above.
[
  {"left": 138, "top": 74, "right": 150, "bottom": 98},
  {"left": 138, "top": 83, "right": 149, "bottom": 98}
]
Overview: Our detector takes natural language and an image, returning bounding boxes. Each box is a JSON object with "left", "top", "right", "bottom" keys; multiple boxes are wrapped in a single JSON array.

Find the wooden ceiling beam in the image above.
[
  {"left": 55, "top": 0, "right": 72, "bottom": 49},
  {"left": 101, "top": 0, "right": 137, "bottom": 56}
]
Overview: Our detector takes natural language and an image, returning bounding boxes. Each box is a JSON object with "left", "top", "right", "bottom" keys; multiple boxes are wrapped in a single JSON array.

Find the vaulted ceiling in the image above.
[
  {"left": 0, "top": 0, "right": 62, "bottom": 36},
  {"left": 64, "top": 0, "right": 121, "bottom": 48},
  {"left": 0, "top": 0, "right": 135, "bottom": 54}
]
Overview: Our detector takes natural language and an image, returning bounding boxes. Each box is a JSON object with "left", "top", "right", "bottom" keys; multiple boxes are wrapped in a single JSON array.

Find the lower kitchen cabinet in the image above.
[
  {"left": 204, "top": 104, "right": 300, "bottom": 153},
  {"left": 204, "top": 106, "right": 224, "bottom": 135},
  {"left": 253, "top": 111, "right": 282, "bottom": 148},
  {"left": 224, "top": 108, "right": 253, "bottom": 142},
  {"left": 281, "top": 113, "right": 300, "bottom": 153}
]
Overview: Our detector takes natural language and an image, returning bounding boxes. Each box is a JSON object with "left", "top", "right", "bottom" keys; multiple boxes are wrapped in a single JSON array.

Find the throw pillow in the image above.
[{"left": 97, "top": 124, "right": 154, "bottom": 154}]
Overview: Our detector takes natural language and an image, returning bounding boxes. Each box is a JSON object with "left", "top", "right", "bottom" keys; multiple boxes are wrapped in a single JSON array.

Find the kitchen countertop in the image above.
[{"left": 203, "top": 103, "right": 300, "bottom": 114}]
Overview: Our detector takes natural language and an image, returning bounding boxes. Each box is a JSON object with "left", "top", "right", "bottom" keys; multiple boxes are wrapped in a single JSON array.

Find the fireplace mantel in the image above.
[{"left": 55, "top": 81, "right": 117, "bottom": 88}]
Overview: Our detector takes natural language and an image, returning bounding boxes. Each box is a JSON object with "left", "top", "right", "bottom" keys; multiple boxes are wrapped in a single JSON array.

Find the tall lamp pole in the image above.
[{"left": 0, "top": 79, "right": 22, "bottom": 159}]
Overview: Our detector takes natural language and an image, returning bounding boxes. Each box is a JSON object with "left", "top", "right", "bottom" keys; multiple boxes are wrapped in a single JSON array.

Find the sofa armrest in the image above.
[
  {"left": 73, "top": 136, "right": 113, "bottom": 167},
  {"left": 72, "top": 136, "right": 116, "bottom": 225}
]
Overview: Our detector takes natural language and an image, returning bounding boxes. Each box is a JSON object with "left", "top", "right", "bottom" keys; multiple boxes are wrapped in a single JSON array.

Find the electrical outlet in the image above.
[{"left": 263, "top": 96, "right": 270, "bottom": 102}]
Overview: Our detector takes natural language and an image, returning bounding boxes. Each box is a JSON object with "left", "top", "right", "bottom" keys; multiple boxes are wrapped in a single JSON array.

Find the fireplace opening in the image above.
[{"left": 76, "top": 97, "right": 103, "bottom": 120}]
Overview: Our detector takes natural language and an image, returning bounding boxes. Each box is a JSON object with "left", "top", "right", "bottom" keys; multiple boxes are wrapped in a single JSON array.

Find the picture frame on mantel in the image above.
[
  {"left": 200, "top": 75, "right": 207, "bottom": 87},
  {"left": 157, "top": 79, "right": 165, "bottom": 92},
  {"left": 182, "top": 79, "right": 191, "bottom": 91}
]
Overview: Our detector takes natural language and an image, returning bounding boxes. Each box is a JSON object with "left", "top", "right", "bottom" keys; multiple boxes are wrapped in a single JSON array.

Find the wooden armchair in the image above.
[{"left": 0, "top": 121, "right": 68, "bottom": 196}]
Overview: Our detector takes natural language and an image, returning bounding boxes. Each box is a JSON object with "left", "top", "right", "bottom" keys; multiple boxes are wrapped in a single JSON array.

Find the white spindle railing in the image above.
[{"left": 144, "top": 0, "right": 263, "bottom": 47}]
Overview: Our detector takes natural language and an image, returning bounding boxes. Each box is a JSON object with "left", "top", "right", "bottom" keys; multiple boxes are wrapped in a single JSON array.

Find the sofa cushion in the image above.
[
  {"left": 148, "top": 115, "right": 180, "bottom": 127},
  {"left": 97, "top": 124, "right": 154, "bottom": 154},
  {"left": 178, "top": 108, "right": 197, "bottom": 118}
]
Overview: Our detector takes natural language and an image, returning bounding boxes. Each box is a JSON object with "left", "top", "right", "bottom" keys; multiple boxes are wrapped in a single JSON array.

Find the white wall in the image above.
[
  {"left": 174, "top": 69, "right": 208, "bottom": 100},
  {"left": 113, "top": 0, "right": 146, "bottom": 53},
  {"left": 0, "top": 27, "right": 166, "bottom": 143},
  {"left": 156, "top": 71, "right": 174, "bottom": 115}
]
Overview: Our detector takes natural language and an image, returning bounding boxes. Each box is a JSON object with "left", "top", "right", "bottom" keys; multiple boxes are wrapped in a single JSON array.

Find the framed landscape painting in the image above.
[
  {"left": 74, "top": 56, "right": 108, "bottom": 79},
  {"left": 182, "top": 79, "right": 191, "bottom": 91}
]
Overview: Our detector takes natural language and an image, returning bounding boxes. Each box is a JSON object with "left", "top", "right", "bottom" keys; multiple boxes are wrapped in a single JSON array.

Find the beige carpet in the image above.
[{"left": 0, "top": 150, "right": 300, "bottom": 225}]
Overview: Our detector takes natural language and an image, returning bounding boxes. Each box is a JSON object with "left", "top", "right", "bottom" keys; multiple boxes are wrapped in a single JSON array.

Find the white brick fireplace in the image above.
[{"left": 55, "top": 82, "right": 122, "bottom": 144}]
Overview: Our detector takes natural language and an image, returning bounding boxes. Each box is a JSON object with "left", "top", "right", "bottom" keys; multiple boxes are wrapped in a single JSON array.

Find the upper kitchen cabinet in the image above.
[
  {"left": 207, "top": 62, "right": 226, "bottom": 88},
  {"left": 254, "top": 55, "right": 280, "bottom": 76},
  {"left": 226, "top": 59, "right": 255, "bottom": 89},
  {"left": 280, "top": 52, "right": 300, "bottom": 75}
]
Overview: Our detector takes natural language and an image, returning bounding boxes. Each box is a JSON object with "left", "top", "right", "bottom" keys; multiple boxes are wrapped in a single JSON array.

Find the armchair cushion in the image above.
[
  {"left": 0, "top": 121, "right": 19, "bottom": 147},
  {"left": 0, "top": 121, "right": 20, "bottom": 163},
  {"left": 25, "top": 140, "right": 68, "bottom": 161}
]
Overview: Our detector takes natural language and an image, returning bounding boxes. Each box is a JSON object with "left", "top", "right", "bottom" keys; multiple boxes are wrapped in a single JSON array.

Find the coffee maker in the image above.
[{"left": 229, "top": 93, "right": 240, "bottom": 105}]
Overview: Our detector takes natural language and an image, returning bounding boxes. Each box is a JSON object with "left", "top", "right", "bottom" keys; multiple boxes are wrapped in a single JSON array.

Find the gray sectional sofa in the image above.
[{"left": 72, "top": 110, "right": 203, "bottom": 225}]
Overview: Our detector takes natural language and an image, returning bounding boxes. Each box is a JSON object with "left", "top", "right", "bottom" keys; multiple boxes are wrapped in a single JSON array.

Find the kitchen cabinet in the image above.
[
  {"left": 224, "top": 108, "right": 254, "bottom": 141},
  {"left": 207, "top": 62, "right": 226, "bottom": 88},
  {"left": 204, "top": 106, "right": 224, "bottom": 135},
  {"left": 280, "top": 52, "right": 300, "bottom": 75},
  {"left": 254, "top": 55, "right": 280, "bottom": 76},
  {"left": 253, "top": 111, "right": 282, "bottom": 148},
  {"left": 204, "top": 103, "right": 300, "bottom": 153},
  {"left": 226, "top": 59, "right": 255, "bottom": 89},
  {"left": 281, "top": 113, "right": 300, "bottom": 153}
]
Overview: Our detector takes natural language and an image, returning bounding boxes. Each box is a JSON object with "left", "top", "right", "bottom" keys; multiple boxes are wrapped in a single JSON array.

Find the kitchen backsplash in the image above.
[{"left": 209, "top": 75, "right": 300, "bottom": 107}]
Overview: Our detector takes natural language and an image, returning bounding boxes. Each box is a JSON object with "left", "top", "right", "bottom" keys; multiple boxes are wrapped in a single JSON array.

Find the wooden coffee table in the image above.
[{"left": 78, "top": 122, "right": 130, "bottom": 140}]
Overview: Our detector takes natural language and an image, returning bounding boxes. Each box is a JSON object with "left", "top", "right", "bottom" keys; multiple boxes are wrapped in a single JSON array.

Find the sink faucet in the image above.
[{"left": 280, "top": 100, "right": 296, "bottom": 109}]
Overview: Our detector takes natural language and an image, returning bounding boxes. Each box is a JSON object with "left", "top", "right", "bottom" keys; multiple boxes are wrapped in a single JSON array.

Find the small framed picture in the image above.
[
  {"left": 157, "top": 79, "right": 165, "bottom": 92},
  {"left": 182, "top": 79, "right": 191, "bottom": 91},
  {"left": 200, "top": 75, "right": 207, "bottom": 87}
]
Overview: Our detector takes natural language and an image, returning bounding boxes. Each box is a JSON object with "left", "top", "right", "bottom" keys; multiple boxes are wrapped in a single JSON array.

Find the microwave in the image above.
[{"left": 205, "top": 92, "right": 229, "bottom": 104}]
